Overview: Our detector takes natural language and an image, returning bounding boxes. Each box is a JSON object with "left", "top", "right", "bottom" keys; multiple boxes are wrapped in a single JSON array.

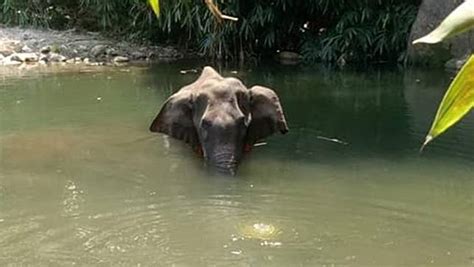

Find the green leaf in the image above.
[
  {"left": 413, "top": 0, "right": 474, "bottom": 44},
  {"left": 148, "top": 0, "right": 160, "bottom": 18},
  {"left": 422, "top": 55, "right": 474, "bottom": 150}
]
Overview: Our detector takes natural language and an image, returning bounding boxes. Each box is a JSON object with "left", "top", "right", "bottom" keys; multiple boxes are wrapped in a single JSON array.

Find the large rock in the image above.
[
  {"left": 90, "top": 44, "right": 107, "bottom": 58},
  {"left": 10, "top": 53, "right": 39, "bottom": 62},
  {"left": 0, "top": 41, "right": 22, "bottom": 56},
  {"left": 48, "top": 53, "right": 67, "bottom": 62},
  {"left": 113, "top": 56, "right": 129, "bottom": 63},
  {"left": 407, "top": 0, "right": 474, "bottom": 66},
  {"left": 2, "top": 55, "right": 22, "bottom": 65},
  {"left": 40, "top": 46, "right": 51, "bottom": 54},
  {"left": 21, "top": 45, "right": 33, "bottom": 53},
  {"left": 276, "top": 51, "right": 302, "bottom": 65},
  {"left": 444, "top": 54, "right": 470, "bottom": 71},
  {"left": 130, "top": 51, "right": 146, "bottom": 60},
  {"left": 106, "top": 48, "right": 118, "bottom": 56}
]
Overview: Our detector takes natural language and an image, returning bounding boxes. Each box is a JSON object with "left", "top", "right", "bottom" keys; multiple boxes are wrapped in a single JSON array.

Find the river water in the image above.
[{"left": 0, "top": 62, "right": 472, "bottom": 266}]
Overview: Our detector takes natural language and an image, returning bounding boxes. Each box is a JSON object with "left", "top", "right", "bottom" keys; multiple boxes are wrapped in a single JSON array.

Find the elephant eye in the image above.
[{"left": 201, "top": 119, "right": 213, "bottom": 129}]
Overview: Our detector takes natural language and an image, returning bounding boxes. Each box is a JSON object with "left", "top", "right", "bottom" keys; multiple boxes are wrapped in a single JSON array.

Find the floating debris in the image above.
[
  {"left": 316, "top": 135, "right": 348, "bottom": 145},
  {"left": 254, "top": 142, "right": 267, "bottom": 147},
  {"left": 230, "top": 250, "right": 242, "bottom": 255},
  {"left": 180, "top": 69, "right": 198, "bottom": 74}
]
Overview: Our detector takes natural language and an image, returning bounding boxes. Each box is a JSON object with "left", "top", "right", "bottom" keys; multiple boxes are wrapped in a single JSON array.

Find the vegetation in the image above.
[
  {"left": 413, "top": 0, "right": 474, "bottom": 149},
  {"left": 1, "top": 0, "right": 420, "bottom": 63}
]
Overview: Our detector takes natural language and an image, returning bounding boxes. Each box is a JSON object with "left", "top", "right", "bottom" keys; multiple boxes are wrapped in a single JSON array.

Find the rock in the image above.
[
  {"left": 21, "top": 45, "right": 33, "bottom": 53},
  {"left": 444, "top": 54, "right": 469, "bottom": 70},
  {"left": 90, "top": 45, "right": 107, "bottom": 58},
  {"left": 24, "top": 39, "right": 39, "bottom": 48},
  {"left": 2, "top": 55, "right": 22, "bottom": 65},
  {"left": 0, "top": 41, "right": 22, "bottom": 56},
  {"left": 39, "top": 54, "right": 48, "bottom": 62},
  {"left": 10, "top": 53, "right": 39, "bottom": 62},
  {"left": 407, "top": 0, "right": 474, "bottom": 65},
  {"left": 74, "top": 57, "right": 82, "bottom": 62},
  {"left": 0, "top": 49, "right": 14, "bottom": 57},
  {"left": 87, "top": 61, "right": 106, "bottom": 66},
  {"left": 77, "top": 45, "right": 88, "bottom": 52},
  {"left": 22, "top": 33, "right": 31, "bottom": 40},
  {"left": 83, "top": 58, "right": 90, "bottom": 64},
  {"left": 131, "top": 51, "right": 146, "bottom": 60},
  {"left": 113, "top": 56, "right": 129, "bottom": 63},
  {"left": 278, "top": 51, "right": 301, "bottom": 60},
  {"left": 158, "top": 46, "right": 180, "bottom": 58},
  {"left": 276, "top": 51, "right": 301, "bottom": 64},
  {"left": 147, "top": 51, "right": 156, "bottom": 59},
  {"left": 40, "top": 46, "right": 51, "bottom": 54},
  {"left": 48, "top": 53, "right": 67, "bottom": 62},
  {"left": 106, "top": 48, "right": 118, "bottom": 56},
  {"left": 66, "top": 58, "right": 75, "bottom": 64}
]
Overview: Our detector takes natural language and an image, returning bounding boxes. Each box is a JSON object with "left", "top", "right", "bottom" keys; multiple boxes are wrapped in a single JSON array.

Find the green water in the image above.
[{"left": 0, "top": 62, "right": 473, "bottom": 266}]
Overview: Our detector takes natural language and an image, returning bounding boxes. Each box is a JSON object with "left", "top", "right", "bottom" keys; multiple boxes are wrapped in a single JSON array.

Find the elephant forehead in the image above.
[
  {"left": 203, "top": 105, "right": 246, "bottom": 127},
  {"left": 200, "top": 77, "right": 247, "bottom": 97}
]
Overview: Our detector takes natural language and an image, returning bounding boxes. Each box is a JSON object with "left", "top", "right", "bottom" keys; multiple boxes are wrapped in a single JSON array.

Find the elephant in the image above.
[{"left": 149, "top": 66, "right": 288, "bottom": 175}]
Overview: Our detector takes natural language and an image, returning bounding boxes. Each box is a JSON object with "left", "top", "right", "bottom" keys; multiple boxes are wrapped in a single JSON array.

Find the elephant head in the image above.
[{"left": 149, "top": 66, "right": 288, "bottom": 175}]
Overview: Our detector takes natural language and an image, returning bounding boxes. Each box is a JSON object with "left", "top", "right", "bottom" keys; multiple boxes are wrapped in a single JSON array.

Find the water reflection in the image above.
[{"left": 0, "top": 62, "right": 472, "bottom": 266}]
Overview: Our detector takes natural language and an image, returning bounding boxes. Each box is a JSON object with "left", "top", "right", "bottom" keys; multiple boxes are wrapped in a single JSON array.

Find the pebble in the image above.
[
  {"left": 10, "top": 52, "right": 38, "bottom": 62},
  {"left": 113, "top": 56, "right": 129, "bottom": 63},
  {"left": 40, "top": 45, "right": 51, "bottom": 54},
  {"left": 21, "top": 45, "right": 33, "bottom": 53},
  {"left": 0, "top": 29, "right": 183, "bottom": 68}
]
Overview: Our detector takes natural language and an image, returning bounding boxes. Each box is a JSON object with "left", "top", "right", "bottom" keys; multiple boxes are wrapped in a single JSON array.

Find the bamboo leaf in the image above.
[
  {"left": 422, "top": 55, "right": 474, "bottom": 149},
  {"left": 413, "top": 0, "right": 474, "bottom": 44},
  {"left": 148, "top": 0, "right": 160, "bottom": 18}
]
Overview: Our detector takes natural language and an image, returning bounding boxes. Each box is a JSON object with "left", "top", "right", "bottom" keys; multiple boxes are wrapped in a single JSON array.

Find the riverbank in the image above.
[{"left": 0, "top": 26, "right": 184, "bottom": 67}]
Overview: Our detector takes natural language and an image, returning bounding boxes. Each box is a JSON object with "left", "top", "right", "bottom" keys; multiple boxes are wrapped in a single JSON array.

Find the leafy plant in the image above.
[
  {"left": 148, "top": 0, "right": 160, "bottom": 18},
  {"left": 1, "top": 0, "right": 420, "bottom": 63},
  {"left": 301, "top": 2, "right": 418, "bottom": 63},
  {"left": 413, "top": 0, "right": 474, "bottom": 44},
  {"left": 413, "top": 0, "right": 474, "bottom": 149}
]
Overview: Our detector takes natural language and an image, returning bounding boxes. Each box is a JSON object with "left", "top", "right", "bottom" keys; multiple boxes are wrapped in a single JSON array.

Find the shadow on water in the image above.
[{"left": 0, "top": 61, "right": 473, "bottom": 266}]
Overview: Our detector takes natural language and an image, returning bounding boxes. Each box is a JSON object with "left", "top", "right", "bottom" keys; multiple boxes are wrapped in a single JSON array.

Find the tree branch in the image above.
[{"left": 204, "top": 0, "right": 238, "bottom": 23}]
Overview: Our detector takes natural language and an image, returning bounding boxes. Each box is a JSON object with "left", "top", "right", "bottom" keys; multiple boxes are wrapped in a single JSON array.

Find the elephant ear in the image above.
[
  {"left": 246, "top": 86, "right": 289, "bottom": 144},
  {"left": 149, "top": 89, "right": 199, "bottom": 146}
]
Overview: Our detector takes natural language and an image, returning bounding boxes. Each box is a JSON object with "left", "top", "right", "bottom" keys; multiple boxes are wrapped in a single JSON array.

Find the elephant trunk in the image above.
[{"left": 208, "top": 151, "right": 240, "bottom": 176}]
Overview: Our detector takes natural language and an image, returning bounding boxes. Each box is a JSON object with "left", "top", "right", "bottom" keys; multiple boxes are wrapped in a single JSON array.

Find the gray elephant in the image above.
[{"left": 149, "top": 66, "right": 288, "bottom": 175}]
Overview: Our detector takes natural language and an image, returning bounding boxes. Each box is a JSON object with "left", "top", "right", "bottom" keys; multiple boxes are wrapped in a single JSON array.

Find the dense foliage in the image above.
[{"left": 1, "top": 0, "right": 420, "bottom": 63}]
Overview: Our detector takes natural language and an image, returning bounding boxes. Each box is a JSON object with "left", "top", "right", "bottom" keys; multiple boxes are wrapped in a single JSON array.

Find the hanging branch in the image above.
[
  {"left": 148, "top": 0, "right": 238, "bottom": 22},
  {"left": 204, "top": 0, "right": 238, "bottom": 23}
]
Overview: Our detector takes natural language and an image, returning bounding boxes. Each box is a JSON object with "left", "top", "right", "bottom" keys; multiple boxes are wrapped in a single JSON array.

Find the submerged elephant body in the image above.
[{"left": 150, "top": 66, "right": 288, "bottom": 175}]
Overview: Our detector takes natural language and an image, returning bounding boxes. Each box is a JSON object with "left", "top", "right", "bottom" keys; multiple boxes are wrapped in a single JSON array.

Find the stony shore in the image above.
[{"left": 0, "top": 26, "right": 184, "bottom": 67}]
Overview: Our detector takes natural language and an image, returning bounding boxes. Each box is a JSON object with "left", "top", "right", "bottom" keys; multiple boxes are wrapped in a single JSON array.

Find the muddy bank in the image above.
[{"left": 0, "top": 26, "right": 184, "bottom": 67}]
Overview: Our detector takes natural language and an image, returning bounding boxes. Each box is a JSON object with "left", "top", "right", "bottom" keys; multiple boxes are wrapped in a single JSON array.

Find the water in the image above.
[{"left": 0, "top": 62, "right": 473, "bottom": 266}]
